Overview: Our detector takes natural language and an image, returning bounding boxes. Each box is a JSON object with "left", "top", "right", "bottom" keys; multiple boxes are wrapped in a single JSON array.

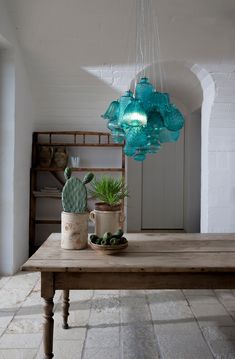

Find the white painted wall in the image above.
[
  {"left": 0, "top": 0, "right": 34, "bottom": 275},
  {"left": 0, "top": 49, "right": 15, "bottom": 275}
]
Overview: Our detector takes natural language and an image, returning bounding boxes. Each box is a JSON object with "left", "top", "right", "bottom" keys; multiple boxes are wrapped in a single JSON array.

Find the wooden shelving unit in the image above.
[{"left": 29, "top": 131, "right": 125, "bottom": 255}]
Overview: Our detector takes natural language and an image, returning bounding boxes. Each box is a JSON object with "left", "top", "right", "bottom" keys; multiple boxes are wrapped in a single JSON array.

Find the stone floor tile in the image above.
[
  {"left": 183, "top": 294, "right": 218, "bottom": 305},
  {"left": 0, "top": 277, "right": 11, "bottom": 290},
  {"left": 54, "top": 321, "right": 86, "bottom": 341},
  {"left": 120, "top": 294, "right": 151, "bottom": 324},
  {"left": 155, "top": 321, "right": 201, "bottom": 336},
  {"left": 6, "top": 317, "right": 42, "bottom": 334},
  {"left": 83, "top": 346, "right": 120, "bottom": 359},
  {"left": 16, "top": 305, "right": 42, "bottom": 318},
  {"left": 32, "top": 277, "right": 41, "bottom": 291},
  {"left": 183, "top": 289, "right": 214, "bottom": 296},
  {"left": 0, "top": 289, "right": 30, "bottom": 311},
  {"left": 227, "top": 309, "right": 235, "bottom": 321},
  {"left": 120, "top": 294, "right": 147, "bottom": 306},
  {"left": 89, "top": 295, "right": 120, "bottom": 326},
  {"left": 93, "top": 290, "right": 119, "bottom": 297},
  {"left": 190, "top": 302, "right": 235, "bottom": 327},
  {"left": 215, "top": 289, "right": 235, "bottom": 299},
  {"left": 149, "top": 301, "right": 193, "bottom": 323},
  {"left": 20, "top": 290, "right": 42, "bottom": 307},
  {"left": 215, "top": 290, "right": 235, "bottom": 306},
  {"left": 63, "top": 307, "right": 91, "bottom": 328},
  {"left": 121, "top": 303, "right": 151, "bottom": 324},
  {"left": 16, "top": 294, "right": 43, "bottom": 320},
  {"left": 121, "top": 324, "right": 160, "bottom": 359},
  {"left": 55, "top": 299, "right": 91, "bottom": 329},
  {"left": 120, "top": 290, "right": 146, "bottom": 298},
  {"left": 0, "top": 328, "right": 6, "bottom": 337},
  {"left": 202, "top": 326, "right": 235, "bottom": 359},
  {"left": 0, "top": 348, "right": 37, "bottom": 359},
  {"left": 222, "top": 302, "right": 235, "bottom": 312},
  {"left": 0, "top": 311, "right": 15, "bottom": 334},
  {"left": 36, "top": 339, "right": 84, "bottom": 359},
  {"left": 85, "top": 326, "right": 119, "bottom": 348},
  {"left": 69, "top": 290, "right": 93, "bottom": 301},
  {"left": 157, "top": 332, "right": 214, "bottom": 359},
  {"left": 202, "top": 325, "right": 235, "bottom": 341},
  {"left": 146, "top": 289, "right": 185, "bottom": 304},
  {"left": 4, "top": 272, "right": 39, "bottom": 290},
  {"left": 0, "top": 333, "right": 42, "bottom": 349},
  {"left": 56, "top": 297, "right": 91, "bottom": 313}
]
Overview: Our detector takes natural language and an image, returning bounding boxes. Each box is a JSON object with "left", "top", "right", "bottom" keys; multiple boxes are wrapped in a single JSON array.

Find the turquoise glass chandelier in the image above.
[{"left": 101, "top": 1, "right": 184, "bottom": 161}]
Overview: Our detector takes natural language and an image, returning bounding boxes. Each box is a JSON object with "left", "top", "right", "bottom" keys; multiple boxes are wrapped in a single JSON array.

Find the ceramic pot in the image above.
[
  {"left": 38, "top": 146, "right": 53, "bottom": 168},
  {"left": 52, "top": 146, "right": 68, "bottom": 168},
  {"left": 89, "top": 203, "right": 125, "bottom": 237},
  {"left": 61, "top": 211, "right": 89, "bottom": 249}
]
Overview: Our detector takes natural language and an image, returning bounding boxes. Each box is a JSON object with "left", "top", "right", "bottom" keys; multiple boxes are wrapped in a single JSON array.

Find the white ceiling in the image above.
[{"left": 5, "top": 0, "right": 235, "bottom": 129}]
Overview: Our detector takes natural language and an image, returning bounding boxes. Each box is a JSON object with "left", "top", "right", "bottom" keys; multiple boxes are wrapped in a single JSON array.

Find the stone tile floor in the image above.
[{"left": 1, "top": 273, "right": 235, "bottom": 358}]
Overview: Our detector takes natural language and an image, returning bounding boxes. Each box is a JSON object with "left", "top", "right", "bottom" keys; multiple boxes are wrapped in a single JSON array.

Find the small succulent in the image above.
[
  {"left": 62, "top": 167, "right": 94, "bottom": 213},
  {"left": 89, "top": 176, "right": 129, "bottom": 207}
]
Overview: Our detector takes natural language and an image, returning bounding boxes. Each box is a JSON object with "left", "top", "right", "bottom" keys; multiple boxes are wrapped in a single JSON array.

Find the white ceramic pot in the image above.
[
  {"left": 61, "top": 211, "right": 89, "bottom": 249},
  {"left": 89, "top": 209, "right": 125, "bottom": 237}
]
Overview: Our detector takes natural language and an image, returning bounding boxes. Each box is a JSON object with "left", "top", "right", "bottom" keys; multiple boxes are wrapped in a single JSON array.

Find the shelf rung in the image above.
[
  {"left": 33, "top": 167, "right": 125, "bottom": 172},
  {"left": 36, "top": 143, "right": 123, "bottom": 147},
  {"left": 35, "top": 219, "right": 61, "bottom": 224}
]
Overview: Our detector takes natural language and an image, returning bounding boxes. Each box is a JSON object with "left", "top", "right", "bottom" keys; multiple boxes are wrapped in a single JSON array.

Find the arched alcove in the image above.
[{"left": 127, "top": 61, "right": 215, "bottom": 233}]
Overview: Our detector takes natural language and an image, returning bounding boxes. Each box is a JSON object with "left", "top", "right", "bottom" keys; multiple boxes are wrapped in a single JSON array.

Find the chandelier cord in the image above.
[
  {"left": 150, "top": 0, "right": 156, "bottom": 88},
  {"left": 142, "top": 0, "right": 147, "bottom": 77},
  {"left": 134, "top": 0, "right": 139, "bottom": 90},
  {"left": 148, "top": 0, "right": 152, "bottom": 83},
  {"left": 140, "top": 0, "right": 145, "bottom": 77},
  {"left": 127, "top": 0, "right": 136, "bottom": 92},
  {"left": 153, "top": 11, "right": 164, "bottom": 92}
]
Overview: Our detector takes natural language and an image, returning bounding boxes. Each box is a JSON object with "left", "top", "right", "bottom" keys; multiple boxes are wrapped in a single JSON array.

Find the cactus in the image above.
[
  {"left": 62, "top": 167, "right": 94, "bottom": 213},
  {"left": 64, "top": 167, "right": 72, "bottom": 181}
]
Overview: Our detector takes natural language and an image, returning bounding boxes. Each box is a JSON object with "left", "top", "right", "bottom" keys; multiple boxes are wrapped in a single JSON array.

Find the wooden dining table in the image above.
[{"left": 22, "top": 232, "right": 235, "bottom": 359}]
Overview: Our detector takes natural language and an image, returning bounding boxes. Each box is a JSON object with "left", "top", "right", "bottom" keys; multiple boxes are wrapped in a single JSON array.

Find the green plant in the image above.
[
  {"left": 88, "top": 176, "right": 129, "bottom": 207},
  {"left": 62, "top": 167, "right": 94, "bottom": 213}
]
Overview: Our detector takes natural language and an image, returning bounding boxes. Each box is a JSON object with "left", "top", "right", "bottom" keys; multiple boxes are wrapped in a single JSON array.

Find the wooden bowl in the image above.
[{"left": 88, "top": 239, "right": 128, "bottom": 255}]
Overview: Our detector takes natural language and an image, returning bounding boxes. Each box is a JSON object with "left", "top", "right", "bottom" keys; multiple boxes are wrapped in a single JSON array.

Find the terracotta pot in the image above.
[
  {"left": 94, "top": 202, "right": 121, "bottom": 211},
  {"left": 89, "top": 203, "right": 125, "bottom": 237},
  {"left": 61, "top": 211, "right": 89, "bottom": 249}
]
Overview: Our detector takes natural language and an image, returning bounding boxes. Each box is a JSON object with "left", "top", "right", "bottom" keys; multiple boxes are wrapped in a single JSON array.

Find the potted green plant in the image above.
[
  {"left": 88, "top": 176, "right": 129, "bottom": 237},
  {"left": 61, "top": 167, "right": 94, "bottom": 249}
]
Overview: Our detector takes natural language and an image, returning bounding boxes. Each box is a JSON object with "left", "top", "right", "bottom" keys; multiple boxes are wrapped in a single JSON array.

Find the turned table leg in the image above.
[
  {"left": 41, "top": 273, "right": 55, "bottom": 359},
  {"left": 62, "top": 289, "right": 70, "bottom": 329},
  {"left": 43, "top": 297, "right": 54, "bottom": 358}
]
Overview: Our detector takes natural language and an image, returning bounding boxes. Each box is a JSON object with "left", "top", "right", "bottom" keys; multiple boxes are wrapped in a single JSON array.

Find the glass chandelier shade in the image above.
[
  {"left": 101, "top": 0, "right": 184, "bottom": 161},
  {"left": 122, "top": 99, "right": 147, "bottom": 127},
  {"left": 101, "top": 77, "right": 184, "bottom": 161}
]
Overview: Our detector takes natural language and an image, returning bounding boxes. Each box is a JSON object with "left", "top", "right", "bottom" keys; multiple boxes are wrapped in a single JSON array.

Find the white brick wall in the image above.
[{"left": 207, "top": 68, "right": 235, "bottom": 232}]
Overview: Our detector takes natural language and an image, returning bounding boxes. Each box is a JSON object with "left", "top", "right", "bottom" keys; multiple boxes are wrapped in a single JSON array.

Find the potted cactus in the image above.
[
  {"left": 61, "top": 167, "right": 94, "bottom": 249},
  {"left": 88, "top": 176, "right": 129, "bottom": 237}
]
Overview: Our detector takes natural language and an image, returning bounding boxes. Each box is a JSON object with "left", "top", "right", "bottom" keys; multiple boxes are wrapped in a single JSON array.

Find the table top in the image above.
[{"left": 22, "top": 233, "right": 235, "bottom": 273}]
